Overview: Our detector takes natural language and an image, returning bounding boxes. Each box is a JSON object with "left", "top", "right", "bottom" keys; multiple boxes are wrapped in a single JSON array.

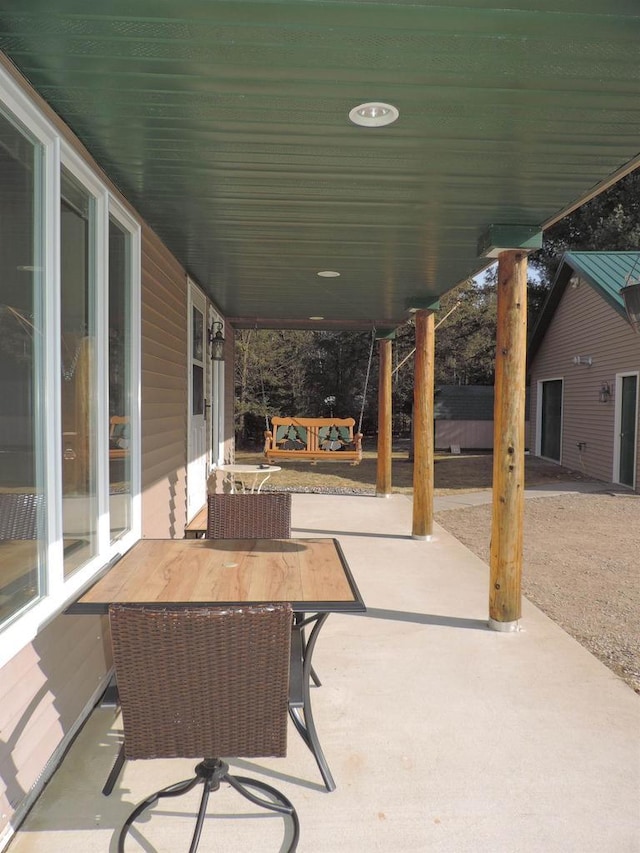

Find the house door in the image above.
[
  {"left": 187, "top": 282, "right": 209, "bottom": 520},
  {"left": 616, "top": 373, "right": 638, "bottom": 489},
  {"left": 539, "top": 378, "right": 563, "bottom": 462}
]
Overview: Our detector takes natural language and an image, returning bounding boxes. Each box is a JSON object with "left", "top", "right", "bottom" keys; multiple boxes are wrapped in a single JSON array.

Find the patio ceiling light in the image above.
[
  {"left": 349, "top": 102, "right": 399, "bottom": 127},
  {"left": 317, "top": 270, "right": 340, "bottom": 278}
]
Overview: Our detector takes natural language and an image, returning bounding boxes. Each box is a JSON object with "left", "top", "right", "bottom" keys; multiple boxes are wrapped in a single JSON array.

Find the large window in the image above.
[
  {"left": 109, "top": 216, "right": 133, "bottom": 540},
  {"left": 0, "top": 107, "right": 46, "bottom": 624},
  {"left": 0, "top": 68, "right": 140, "bottom": 661},
  {"left": 60, "top": 167, "right": 98, "bottom": 576}
]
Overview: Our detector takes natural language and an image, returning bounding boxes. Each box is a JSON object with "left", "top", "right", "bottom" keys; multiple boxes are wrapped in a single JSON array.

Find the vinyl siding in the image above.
[
  {"left": 0, "top": 53, "right": 240, "bottom": 849},
  {"left": 140, "top": 228, "right": 188, "bottom": 538},
  {"left": 529, "top": 275, "right": 639, "bottom": 490}
]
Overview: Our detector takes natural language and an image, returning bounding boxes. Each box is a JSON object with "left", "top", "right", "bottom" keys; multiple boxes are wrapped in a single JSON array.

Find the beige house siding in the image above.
[
  {"left": 0, "top": 615, "right": 111, "bottom": 844},
  {"left": 0, "top": 54, "right": 233, "bottom": 847},
  {"left": 529, "top": 276, "right": 639, "bottom": 490},
  {"left": 140, "top": 229, "right": 189, "bottom": 538},
  {"left": 435, "top": 420, "right": 493, "bottom": 450}
]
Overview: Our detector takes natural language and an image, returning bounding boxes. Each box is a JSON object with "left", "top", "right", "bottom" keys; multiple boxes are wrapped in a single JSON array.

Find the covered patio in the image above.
[
  {"left": 8, "top": 492, "right": 639, "bottom": 851},
  {"left": 1, "top": 3, "right": 639, "bottom": 851}
]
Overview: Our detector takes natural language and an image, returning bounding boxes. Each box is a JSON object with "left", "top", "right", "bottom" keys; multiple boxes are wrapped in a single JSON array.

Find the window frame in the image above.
[{"left": 0, "top": 63, "right": 141, "bottom": 668}]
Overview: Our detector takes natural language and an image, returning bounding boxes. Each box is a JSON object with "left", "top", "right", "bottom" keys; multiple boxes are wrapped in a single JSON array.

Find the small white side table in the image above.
[{"left": 216, "top": 463, "right": 281, "bottom": 494}]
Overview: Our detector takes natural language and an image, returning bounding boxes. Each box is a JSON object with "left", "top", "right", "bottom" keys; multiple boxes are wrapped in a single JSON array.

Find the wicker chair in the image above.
[
  {"left": 206, "top": 492, "right": 291, "bottom": 539},
  {"left": 0, "top": 493, "right": 43, "bottom": 540},
  {"left": 108, "top": 603, "right": 299, "bottom": 853}
]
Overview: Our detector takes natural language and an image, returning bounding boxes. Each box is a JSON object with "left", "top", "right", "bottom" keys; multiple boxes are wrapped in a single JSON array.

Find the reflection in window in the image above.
[
  {"left": 109, "top": 217, "right": 132, "bottom": 540},
  {"left": 0, "top": 108, "right": 46, "bottom": 623},
  {"left": 192, "top": 306, "right": 204, "bottom": 416},
  {"left": 60, "top": 167, "right": 97, "bottom": 576}
]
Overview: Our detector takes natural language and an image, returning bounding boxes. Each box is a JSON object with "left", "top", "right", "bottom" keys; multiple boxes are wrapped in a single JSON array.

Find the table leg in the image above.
[
  {"left": 289, "top": 613, "right": 335, "bottom": 792},
  {"left": 255, "top": 473, "right": 272, "bottom": 493}
]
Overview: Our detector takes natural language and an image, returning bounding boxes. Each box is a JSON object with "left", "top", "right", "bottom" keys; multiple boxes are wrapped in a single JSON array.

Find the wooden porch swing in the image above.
[{"left": 263, "top": 329, "right": 375, "bottom": 466}]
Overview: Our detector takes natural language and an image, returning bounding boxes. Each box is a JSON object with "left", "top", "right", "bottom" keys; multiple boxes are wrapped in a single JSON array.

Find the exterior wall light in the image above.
[
  {"left": 572, "top": 355, "right": 593, "bottom": 366},
  {"left": 599, "top": 382, "right": 611, "bottom": 403},
  {"left": 208, "top": 321, "right": 225, "bottom": 361},
  {"left": 621, "top": 280, "right": 640, "bottom": 333}
]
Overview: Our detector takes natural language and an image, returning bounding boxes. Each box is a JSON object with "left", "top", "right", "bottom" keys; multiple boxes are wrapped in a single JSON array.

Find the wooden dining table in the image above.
[{"left": 67, "top": 536, "right": 365, "bottom": 792}]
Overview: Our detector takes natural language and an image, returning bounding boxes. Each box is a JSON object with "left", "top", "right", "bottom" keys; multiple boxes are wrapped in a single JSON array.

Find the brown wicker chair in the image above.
[
  {"left": 206, "top": 492, "right": 291, "bottom": 539},
  {"left": 108, "top": 603, "right": 299, "bottom": 852},
  {"left": 0, "top": 493, "right": 43, "bottom": 540}
]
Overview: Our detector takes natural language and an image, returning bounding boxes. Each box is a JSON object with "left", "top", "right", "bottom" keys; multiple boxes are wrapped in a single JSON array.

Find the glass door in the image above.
[
  {"left": 617, "top": 374, "right": 638, "bottom": 488},
  {"left": 540, "top": 379, "right": 563, "bottom": 462}
]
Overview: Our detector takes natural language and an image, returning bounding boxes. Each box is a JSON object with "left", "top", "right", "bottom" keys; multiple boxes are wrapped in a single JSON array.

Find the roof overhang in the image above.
[{"left": 1, "top": 2, "right": 638, "bottom": 328}]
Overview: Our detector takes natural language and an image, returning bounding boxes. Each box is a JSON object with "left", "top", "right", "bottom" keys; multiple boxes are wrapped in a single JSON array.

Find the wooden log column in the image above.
[
  {"left": 412, "top": 310, "right": 435, "bottom": 538},
  {"left": 376, "top": 338, "right": 393, "bottom": 496},
  {"left": 489, "top": 250, "right": 528, "bottom": 629}
]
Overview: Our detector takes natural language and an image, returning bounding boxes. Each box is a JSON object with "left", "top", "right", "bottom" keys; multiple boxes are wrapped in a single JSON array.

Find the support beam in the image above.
[
  {"left": 412, "top": 310, "right": 435, "bottom": 538},
  {"left": 489, "top": 250, "right": 528, "bottom": 630},
  {"left": 376, "top": 338, "right": 393, "bottom": 497}
]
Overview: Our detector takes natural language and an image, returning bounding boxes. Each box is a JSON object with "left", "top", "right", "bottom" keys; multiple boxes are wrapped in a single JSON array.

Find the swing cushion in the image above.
[{"left": 264, "top": 417, "right": 363, "bottom": 464}]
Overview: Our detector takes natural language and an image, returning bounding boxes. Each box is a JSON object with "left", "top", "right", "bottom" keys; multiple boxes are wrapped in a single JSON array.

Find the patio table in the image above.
[
  {"left": 67, "top": 536, "right": 365, "bottom": 792},
  {"left": 216, "top": 462, "right": 281, "bottom": 493}
]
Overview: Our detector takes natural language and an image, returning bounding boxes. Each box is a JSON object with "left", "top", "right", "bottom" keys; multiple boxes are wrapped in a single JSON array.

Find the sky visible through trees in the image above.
[{"left": 235, "top": 170, "right": 639, "bottom": 445}]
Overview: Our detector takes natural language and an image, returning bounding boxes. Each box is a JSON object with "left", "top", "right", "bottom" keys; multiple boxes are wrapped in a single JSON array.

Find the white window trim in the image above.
[
  {"left": 108, "top": 196, "right": 142, "bottom": 549},
  {"left": 210, "top": 306, "right": 225, "bottom": 467},
  {"left": 0, "top": 66, "right": 142, "bottom": 669}
]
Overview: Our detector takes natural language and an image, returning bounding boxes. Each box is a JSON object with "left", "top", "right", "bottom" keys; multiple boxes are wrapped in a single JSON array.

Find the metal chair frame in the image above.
[{"left": 108, "top": 603, "right": 299, "bottom": 852}]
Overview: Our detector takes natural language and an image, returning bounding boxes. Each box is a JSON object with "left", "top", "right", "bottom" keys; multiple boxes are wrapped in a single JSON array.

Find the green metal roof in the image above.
[
  {"left": 1, "top": 2, "right": 639, "bottom": 329},
  {"left": 528, "top": 250, "right": 640, "bottom": 361}
]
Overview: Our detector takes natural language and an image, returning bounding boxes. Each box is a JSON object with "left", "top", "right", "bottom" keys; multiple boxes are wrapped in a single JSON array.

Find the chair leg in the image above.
[
  {"left": 102, "top": 742, "right": 126, "bottom": 795},
  {"left": 116, "top": 759, "right": 299, "bottom": 853}
]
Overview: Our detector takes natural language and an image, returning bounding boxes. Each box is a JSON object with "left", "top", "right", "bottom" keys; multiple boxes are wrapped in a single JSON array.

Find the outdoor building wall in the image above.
[
  {"left": 140, "top": 228, "right": 189, "bottom": 538},
  {"left": 0, "top": 54, "right": 229, "bottom": 848},
  {"left": 434, "top": 421, "right": 531, "bottom": 451},
  {"left": 0, "top": 614, "right": 111, "bottom": 846},
  {"left": 529, "top": 276, "right": 639, "bottom": 490},
  {"left": 435, "top": 420, "right": 493, "bottom": 450}
]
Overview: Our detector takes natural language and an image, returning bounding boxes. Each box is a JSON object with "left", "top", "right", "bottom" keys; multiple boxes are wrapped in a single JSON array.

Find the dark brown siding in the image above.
[
  {"left": 529, "top": 277, "right": 639, "bottom": 490},
  {"left": 140, "top": 229, "right": 188, "bottom": 537}
]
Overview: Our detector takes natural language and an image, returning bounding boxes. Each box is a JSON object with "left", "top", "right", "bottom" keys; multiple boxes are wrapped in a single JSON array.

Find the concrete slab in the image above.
[{"left": 7, "top": 493, "right": 639, "bottom": 853}]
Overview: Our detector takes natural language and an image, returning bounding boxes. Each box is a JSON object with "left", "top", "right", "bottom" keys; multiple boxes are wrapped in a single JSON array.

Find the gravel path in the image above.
[{"left": 435, "top": 492, "right": 640, "bottom": 694}]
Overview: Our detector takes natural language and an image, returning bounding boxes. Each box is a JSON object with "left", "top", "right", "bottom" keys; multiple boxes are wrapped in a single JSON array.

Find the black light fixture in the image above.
[
  {"left": 621, "top": 281, "right": 640, "bottom": 333},
  {"left": 599, "top": 381, "right": 611, "bottom": 403},
  {"left": 208, "top": 321, "right": 225, "bottom": 361}
]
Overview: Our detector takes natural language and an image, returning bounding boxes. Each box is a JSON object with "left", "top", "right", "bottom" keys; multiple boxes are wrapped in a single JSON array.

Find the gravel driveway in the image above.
[{"left": 435, "top": 491, "right": 640, "bottom": 694}]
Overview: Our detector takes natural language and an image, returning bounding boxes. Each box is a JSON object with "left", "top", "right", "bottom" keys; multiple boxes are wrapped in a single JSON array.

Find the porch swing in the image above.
[{"left": 263, "top": 329, "right": 376, "bottom": 466}]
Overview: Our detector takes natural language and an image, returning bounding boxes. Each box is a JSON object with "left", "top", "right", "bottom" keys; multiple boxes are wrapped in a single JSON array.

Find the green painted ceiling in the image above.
[{"left": 1, "top": 1, "right": 639, "bottom": 329}]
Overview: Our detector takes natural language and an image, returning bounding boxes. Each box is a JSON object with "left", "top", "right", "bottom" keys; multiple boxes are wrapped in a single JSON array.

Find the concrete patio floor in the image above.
[{"left": 7, "top": 493, "right": 640, "bottom": 852}]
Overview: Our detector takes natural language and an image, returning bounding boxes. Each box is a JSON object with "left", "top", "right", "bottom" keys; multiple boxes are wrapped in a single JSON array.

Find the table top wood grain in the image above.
[{"left": 67, "top": 537, "right": 365, "bottom": 615}]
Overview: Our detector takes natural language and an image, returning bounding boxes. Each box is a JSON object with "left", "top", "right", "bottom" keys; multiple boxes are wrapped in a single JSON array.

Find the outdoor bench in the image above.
[{"left": 264, "top": 416, "right": 363, "bottom": 465}]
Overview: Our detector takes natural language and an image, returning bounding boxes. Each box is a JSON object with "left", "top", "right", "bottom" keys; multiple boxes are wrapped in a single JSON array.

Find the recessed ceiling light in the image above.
[
  {"left": 349, "top": 102, "right": 399, "bottom": 128},
  {"left": 317, "top": 270, "right": 340, "bottom": 278}
]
